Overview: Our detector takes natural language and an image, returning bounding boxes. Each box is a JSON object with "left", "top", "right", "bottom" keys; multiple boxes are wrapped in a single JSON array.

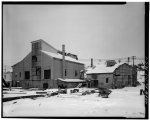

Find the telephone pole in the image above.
[
  {"left": 131, "top": 56, "right": 136, "bottom": 66},
  {"left": 127, "top": 57, "right": 130, "bottom": 65},
  {"left": 91, "top": 58, "right": 93, "bottom": 67}
]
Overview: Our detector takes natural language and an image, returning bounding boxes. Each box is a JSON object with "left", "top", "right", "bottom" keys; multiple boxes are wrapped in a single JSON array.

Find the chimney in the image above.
[
  {"left": 91, "top": 58, "right": 93, "bottom": 67},
  {"left": 62, "top": 44, "right": 65, "bottom": 79}
]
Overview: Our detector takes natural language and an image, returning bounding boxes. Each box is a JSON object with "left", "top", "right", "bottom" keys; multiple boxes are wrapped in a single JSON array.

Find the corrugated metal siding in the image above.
[{"left": 113, "top": 63, "right": 137, "bottom": 88}]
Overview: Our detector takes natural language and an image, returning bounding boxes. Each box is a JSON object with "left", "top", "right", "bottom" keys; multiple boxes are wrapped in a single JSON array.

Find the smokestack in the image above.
[
  {"left": 62, "top": 44, "right": 65, "bottom": 79},
  {"left": 91, "top": 58, "right": 93, "bottom": 67}
]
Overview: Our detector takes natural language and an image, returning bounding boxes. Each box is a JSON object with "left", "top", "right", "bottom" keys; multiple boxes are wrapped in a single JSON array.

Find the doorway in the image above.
[
  {"left": 43, "top": 83, "right": 48, "bottom": 89},
  {"left": 93, "top": 80, "right": 98, "bottom": 87}
]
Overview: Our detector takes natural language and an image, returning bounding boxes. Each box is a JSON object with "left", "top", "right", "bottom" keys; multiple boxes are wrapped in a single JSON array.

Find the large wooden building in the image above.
[
  {"left": 12, "top": 39, "right": 84, "bottom": 89},
  {"left": 86, "top": 63, "right": 137, "bottom": 89}
]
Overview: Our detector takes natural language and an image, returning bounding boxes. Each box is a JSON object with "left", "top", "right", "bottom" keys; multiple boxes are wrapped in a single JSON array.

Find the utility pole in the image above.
[
  {"left": 91, "top": 58, "right": 93, "bottom": 67},
  {"left": 62, "top": 44, "right": 65, "bottom": 79},
  {"left": 127, "top": 57, "right": 130, "bottom": 65},
  {"left": 118, "top": 59, "right": 121, "bottom": 63},
  {"left": 131, "top": 56, "right": 136, "bottom": 66}
]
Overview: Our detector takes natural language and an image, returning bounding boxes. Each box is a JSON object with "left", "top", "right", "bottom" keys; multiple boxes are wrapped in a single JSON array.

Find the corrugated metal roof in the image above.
[
  {"left": 41, "top": 50, "right": 84, "bottom": 64},
  {"left": 86, "top": 63, "right": 125, "bottom": 74}
]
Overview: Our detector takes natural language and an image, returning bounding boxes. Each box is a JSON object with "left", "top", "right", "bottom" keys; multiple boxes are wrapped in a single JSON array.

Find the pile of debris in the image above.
[
  {"left": 69, "top": 87, "right": 112, "bottom": 98},
  {"left": 97, "top": 88, "right": 112, "bottom": 98}
]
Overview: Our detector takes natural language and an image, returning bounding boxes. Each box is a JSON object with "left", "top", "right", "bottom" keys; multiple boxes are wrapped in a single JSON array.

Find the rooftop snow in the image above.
[
  {"left": 41, "top": 50, "right": 84, "bottom": 64},
  {"left": 57, "top": 78, "right": 86, "bottom": 82},
  {"left": 86, "top": 63, "right": 125, "bottom": 74}
]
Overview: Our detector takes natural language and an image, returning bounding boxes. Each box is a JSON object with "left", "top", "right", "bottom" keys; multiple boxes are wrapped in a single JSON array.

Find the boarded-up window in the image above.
[
  {"left": 75, "top": 70, "right": 78, "bottom": 76},
  {"left": 25, "top": 71, "right": 30, "bottom": 79},
  {"left": 65, "top": 69, "right": 67, "bottom": 76},
  {"left": 106, "top": 78, "right": 109, "bottom": 83},
  {"left": 44, "top": 69, "right": 51, "bottom": 79},
  {"left": 15, "top": 73, "right": 17, "bottom": 78},
  {"left": 20, "top": 72, "right": 21, "bottom": 77},
  {"left": 36, "top": 67, "right": 41, "bottom": 76},
  {"left": 32, "top": 56, "right": 37, "bottom": 62},
  {"left": 33, "top": 42, "right": 39, "bottom": 49}
]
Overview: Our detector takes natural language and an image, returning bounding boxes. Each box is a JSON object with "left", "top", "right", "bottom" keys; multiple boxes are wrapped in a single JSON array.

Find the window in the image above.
[
  {"left": 92, "top": 74, "right": 97, "bottom": 79},
  {"left": 33, "top": 42, "right": 39, "bottom": 49},
  {"left": 36, "top": 67, "right": 41, "bottom": 76},
  {"left": 75, "top": 70, "right": 78, "bottom": 76},
  {"left": 32, "top": 56, "right": 37, "bottom": 62},
  {"left": 15, "top": 73, "right": 17, "bottom": 78},
  {"left": 106, "top": 78, "right": 109, "bottom": 83},
  {"left": 20, "top": 72, "right": 21, "bottom": 77},
  {"left": 65, "top": 69, "right": 67, "bottom": 76},
  {"left": 43, "top": 83, "right": 48, "bottom": 89},
  {"left": 44, "top": 69, "right": 51, "bottom": 79},
  {"left": 25, "top": 71, "right": 30, "bottom": 79}
]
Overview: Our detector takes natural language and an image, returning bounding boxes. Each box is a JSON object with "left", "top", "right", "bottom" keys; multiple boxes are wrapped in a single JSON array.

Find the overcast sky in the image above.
[{"left": 3, "top": 2, "right": 145, "bottom": 66}]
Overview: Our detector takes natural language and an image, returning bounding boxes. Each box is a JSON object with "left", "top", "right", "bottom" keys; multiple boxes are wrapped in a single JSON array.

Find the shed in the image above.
[{"left": 86, "top": 63, "right": 137, "bottom": 89}]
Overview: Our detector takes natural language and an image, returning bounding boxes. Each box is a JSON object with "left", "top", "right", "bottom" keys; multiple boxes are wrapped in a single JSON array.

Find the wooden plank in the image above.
[{"left": 2, "top": 94, "right": 45, "bottom": 102}]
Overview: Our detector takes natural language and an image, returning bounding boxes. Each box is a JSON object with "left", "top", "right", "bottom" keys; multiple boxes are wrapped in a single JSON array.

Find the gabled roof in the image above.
[
  {"left": 41, "top": 50, "right": 84, "bottom": 64},
  {"left": 12, "top": 39, "right": 84, "bottom": 67},
  {"left": 86, "top": 63, "right": 127, "bottom": 74},
  {"left": 31, "top": 39, "right": 58, "bottom": 51},
  {"left": 12, "top": 52, "right": 31, "bottom": 67}
]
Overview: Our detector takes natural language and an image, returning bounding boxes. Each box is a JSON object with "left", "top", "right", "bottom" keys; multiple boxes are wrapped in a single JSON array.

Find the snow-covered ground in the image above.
[
  {"left": 3, "top": 70, "right": 145, "bottom": 117},
  {"left": 3, "top": 88, "right": 51, "bottom": 98},
  {"left": 3, "top": 85, "right": 145, "bottom": 118}
]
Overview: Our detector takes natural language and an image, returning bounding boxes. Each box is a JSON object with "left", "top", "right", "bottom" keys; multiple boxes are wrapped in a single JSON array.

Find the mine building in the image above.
[{"left": 12, "top": 39, "right": 85, "bottom": 89}]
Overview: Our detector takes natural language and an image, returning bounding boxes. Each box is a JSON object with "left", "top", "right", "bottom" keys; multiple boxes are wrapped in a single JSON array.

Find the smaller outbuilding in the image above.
[
  {"left": 3, "top": 71, "right": 12, "bottom": 87},
  {"left": 86, "top": 63, "right": 137, "bottom": 89}
]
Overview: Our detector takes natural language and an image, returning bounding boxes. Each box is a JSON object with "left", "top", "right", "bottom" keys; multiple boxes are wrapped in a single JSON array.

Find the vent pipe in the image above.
[{"left": 62, "top": 44, "right": 65, "bottom": 79}]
